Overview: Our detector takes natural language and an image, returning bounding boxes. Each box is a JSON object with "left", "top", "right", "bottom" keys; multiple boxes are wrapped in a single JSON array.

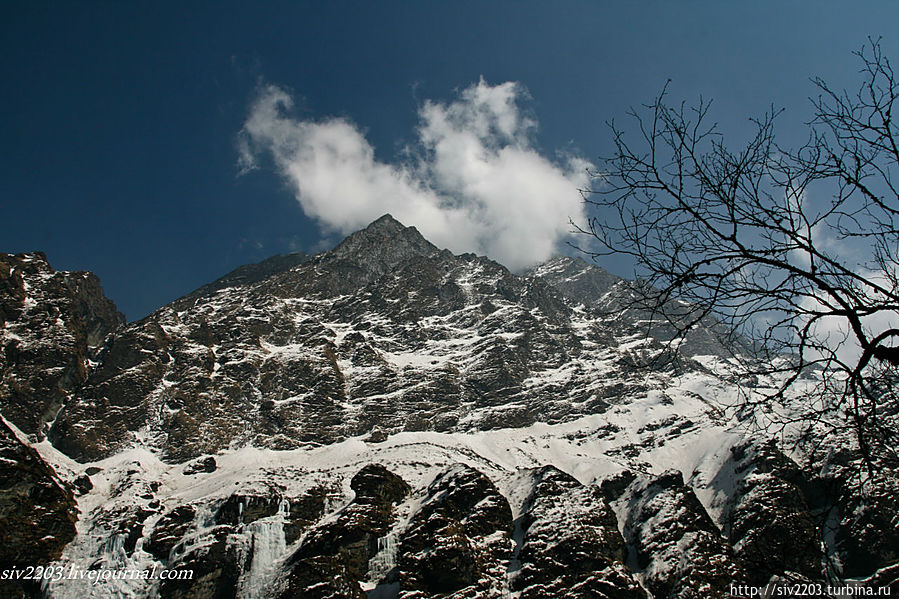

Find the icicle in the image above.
[
  {"left": 239, "top": 498, "right": 290, "bottom": 599},
  {"left": 103, "top": 533, "right": 127, "bottom": 566},
  {"left": 367, "top": 532, "right": 398, "bottom": 584},
  {"left": 503, "top": 569, "right": 514, "bottom": 599},
  {"left": 170, "top": 502, "right": 216, "bottom": 561}
]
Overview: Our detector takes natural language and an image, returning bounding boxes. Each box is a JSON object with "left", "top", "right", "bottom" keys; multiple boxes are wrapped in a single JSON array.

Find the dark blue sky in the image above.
[{"left": 2, "top": 2, "right": 898, "bottom": 320}]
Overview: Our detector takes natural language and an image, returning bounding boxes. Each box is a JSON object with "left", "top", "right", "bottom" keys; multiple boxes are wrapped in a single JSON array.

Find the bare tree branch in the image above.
[{"left": 577, "top": 38, "right": 899, "bottom": 461}]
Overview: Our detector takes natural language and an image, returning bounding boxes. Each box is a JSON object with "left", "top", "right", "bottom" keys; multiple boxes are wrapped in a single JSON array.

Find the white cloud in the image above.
[
  {"left": 781, "top": 191, "right": 899, "bottom": 365},
  {"left": 800, "top": 268, "right": 899, "bottom": 366},
  {"left": 238, "top": 79, "right": 590, "bottom": 271}
]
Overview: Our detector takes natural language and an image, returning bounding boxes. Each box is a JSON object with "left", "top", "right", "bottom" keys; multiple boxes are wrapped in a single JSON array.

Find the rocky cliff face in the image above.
[
  {"left": 47, "top": 215, "right": 673, "bottom": 463},
  {"left": 513, "top": 466, "right": 644, "bottom": 598},
  {"left": 0, "top": 419, "right": 78, "bottom": 598},
  {"left": 0, "top": 252, "right": 124, "bottom": 440},
  {"left": 1, "top": 216, "right": 897, "bottom": 598}
]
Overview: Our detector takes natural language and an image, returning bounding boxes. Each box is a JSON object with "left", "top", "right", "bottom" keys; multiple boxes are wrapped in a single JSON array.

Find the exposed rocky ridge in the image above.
[
  {"left": 0, "top": 252, "right": 124, "bottom": 439},
  {"left": 614, "top": 469, "right": 747, "bottom": 598},
  {"left": 181, "top": 252, "right": 309, "bottom": 303},
  {"left": 529, "top": 257, "right": 738, "bottom": 359},
  {"left": 2, "top": 216, "right": 898, "bottom": 597}
]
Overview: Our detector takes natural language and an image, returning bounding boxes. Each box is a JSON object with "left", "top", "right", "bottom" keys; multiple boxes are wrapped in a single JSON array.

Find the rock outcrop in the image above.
[
  {"left": 398, "top": 464, "right": 512, "bottom": 597},
  {"left": 814, "top": 448, "right": 899, "bottom": 579},
  {"left": 159, "top": 524, "right": 250, "bottom": 599},
  {"left": 617, "top": 470, "right": 746, "bottom": 598},
  {"left": 0, "top": 252, "right": 123, "bottom": 440},
  {"left": 513, "top": 466, "right": 645, "bottom": 599},
  {"left": 279, "top": 464, "right": 411, "bottom": 596},
  {"left": 722, "top": 442, "right": 824, "bottom": 583},
  {"left": 0, "top": 419, "right": 78, "bottom": 597}
]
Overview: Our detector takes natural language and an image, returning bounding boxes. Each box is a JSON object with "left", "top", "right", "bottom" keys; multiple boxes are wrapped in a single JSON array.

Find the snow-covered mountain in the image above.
[{"left": 1, "top": 216, "right": 896, "bottom": 598}]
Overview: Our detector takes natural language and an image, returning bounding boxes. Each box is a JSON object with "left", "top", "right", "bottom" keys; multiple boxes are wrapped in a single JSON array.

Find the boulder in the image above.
[{"left": 513, "top": 466, "right": 645, "bottom": 599}]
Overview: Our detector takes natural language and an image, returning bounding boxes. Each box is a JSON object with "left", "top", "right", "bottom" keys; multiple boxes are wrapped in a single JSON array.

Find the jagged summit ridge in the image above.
[
  {"left": 528, "top": 255, "right": 624, "bottom": 306},
  {"left": 0, "top": 252, "right": 124, "bottom": 439},
  {"left": 181, "top": 251, "right": 309, "bottom": 304},
  {"left": 41, "top": 216, "right": 674, "bottom": 463},
  {"left": 328, "top": 213, "right": 442, "bottom": 277},
  {"left": 6, "top": 219, "right": 730, "bottom": 464}
]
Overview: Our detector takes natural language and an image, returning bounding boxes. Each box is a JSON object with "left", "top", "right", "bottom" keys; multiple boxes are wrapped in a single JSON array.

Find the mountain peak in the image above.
[
  {"left": 366, "top": 213, "right": 406, "bottom": 232},
  {"left": 529, "top": 255, "right": 623, "bottom": 305},
  {"left": 328, "top": 214, "right": 439, "bottom": 276}
]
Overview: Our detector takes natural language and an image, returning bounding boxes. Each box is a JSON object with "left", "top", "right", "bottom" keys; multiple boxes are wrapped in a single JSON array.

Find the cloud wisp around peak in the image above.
[{"left": 238, "top": 79, "right": 590, "bottom": 271}]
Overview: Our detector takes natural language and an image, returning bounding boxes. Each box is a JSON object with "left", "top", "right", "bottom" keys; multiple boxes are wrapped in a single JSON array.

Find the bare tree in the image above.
[{"left": 580, "top": 39, "right": 899, "bottom": 461}]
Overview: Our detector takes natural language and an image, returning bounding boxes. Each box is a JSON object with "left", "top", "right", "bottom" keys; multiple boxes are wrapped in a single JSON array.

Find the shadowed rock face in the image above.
[
  {"left": 145, "top": 505, "right": 197, "bottom": 562},
  {"left": 398, "top": 464, "right": 513, "bottom": 597},
  {"left": 351, "top": 463, "right": 413, "bottom": 507},
  {"left": 0, "top": 419, "right": 78, "bottom": 597},
  {"left": 816, "top": 449, "right": 899, "bottom": 579},
  {"left": 513, "top": 466, "right": 645, "bottom": 599},
  {"left": 715, "top": 440, "right": 899, "bottom": 583},
  {"left": 619, "top": 470, "right": 747, "bottom": 599},
  {"left": 159, "top": 524, "right": 250, "bottom": 599},
  {"left": 722, "top": 442, "right": 823, "bottom": 584},
  {"left": 0, "top": 252, "right": 124, "bottom": 440},
  {"left": 278, "top": 464, "right": 410, "bottom": 598}
]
